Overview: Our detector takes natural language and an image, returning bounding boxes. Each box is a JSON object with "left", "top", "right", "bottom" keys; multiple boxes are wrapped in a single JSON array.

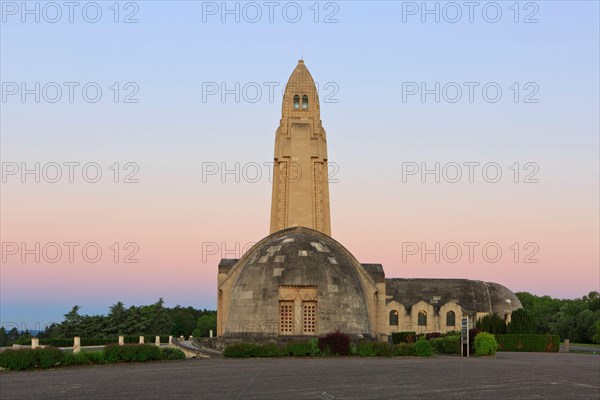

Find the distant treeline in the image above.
[
  {"left": 515, "top": 291, "right": 600, "bottom": 344},
  {"left": 0, "top": 298, "right": 217, "bottom": 346}
]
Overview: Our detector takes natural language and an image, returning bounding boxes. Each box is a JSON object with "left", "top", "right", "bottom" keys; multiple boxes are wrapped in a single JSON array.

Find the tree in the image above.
[
  {"left": 171, "top": 307, "right": 197, "bottom": 337},
  {"left": 192, "top": 314, "right": 217, "bottom": 337},
  {"left": 62, "top": 305, "right": 83, "bottom": 337},
  {"left": 148, "top": 298, "right": 172, "bottom": 335},
  {"left": 106, "top": 302, "right": 129, "bottom": 335},
  {"left": 0, "top": 327, "right": 7, "bottom": 347},
  {"left": 593, "top": 320, "right": 600, "bottom": 344},
  {"left": 476, "top": 314, "right": 506, "bottom": 334},
  {"left": 507, "top": 308, "right": 535, "bottom": 334}
]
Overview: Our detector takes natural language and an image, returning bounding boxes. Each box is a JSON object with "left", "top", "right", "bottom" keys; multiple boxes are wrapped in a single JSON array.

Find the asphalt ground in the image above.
[{"left": 1, "top": 352, "right": 598, "bottom": 400}]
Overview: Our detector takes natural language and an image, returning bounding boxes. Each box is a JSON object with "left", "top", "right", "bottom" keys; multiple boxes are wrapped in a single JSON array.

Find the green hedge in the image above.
[
  {"left": 102, "top": 344, "right": 162, "bottom": 363},
  {"left": 0, "top": 345, "right": 185, "bottom": 371},
  {"left": 429, "top": 335, "right": 460, "bottom": 354},
  {"left": 393, "top": 343, "right": 417, "bottom": 356},
  {"left": 356, "top": 342, "right": 393, "bottom": 357},
  {"left": 495, "top": 334, "right": 560, "bottom": 352}
]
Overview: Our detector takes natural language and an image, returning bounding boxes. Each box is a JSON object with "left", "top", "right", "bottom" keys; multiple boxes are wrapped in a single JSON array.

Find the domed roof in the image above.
[{"left": 221, "top": 226, "right": 374, "bottom": 337}]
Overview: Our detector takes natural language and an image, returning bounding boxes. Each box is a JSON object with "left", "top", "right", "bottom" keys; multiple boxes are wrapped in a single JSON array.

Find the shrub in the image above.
[
  {"left": 356, "top": 342, "right": 393, "bottom": 357},
  {"left": 495, "top": 334, "right": 560, "bottom": 352},
  {"left": 61, "top": 351, "right": 90, "bottom": 366},
  {"left": 85, "top": 351, "right": 107, "bottom": 364},
  {"left": 429, "top": 335, "right": 460, "bottom": 354},
  {"left": 0, "top": 349, "right": 37, "bottom": 371},
  {"left": 393, "top": 343, "right": 416, "bottom": 356},
  {"left": 161, "top": 348, "right": 186, "bottom": 360},
  {"left": 308, "top": 338, "right": 320, "bottom": 356},
  {"left": 102, "top": 344, "right": 162, "bottom": 363},
  {"left": 414, "top": 337, "right": 433, "bottom": 357},
  {"left": 474, "top": 332, "right": 498, "bottom": 356},
  {"left": 284, "top": 341, "right": 312, "bottom": 357},
  {"left": 477, "top": 314, "right": 507, "bottom": 334},
  {"left": 507, "top": 309, "right": 536, "bottom": 334},
  {"left": 356, "top": 342, "right": 377, "bottom": 357},
  {"left": 35, "top": 347, "right": 64, "bottom": 368},
  {"left": 391, "top": 331, "right": 416, "bottom": 344},
  {"left": 223, "top": 343, "right": 262, "bottom": 358},
  {"left": 318, "top": 330, "right": 350, "bottom": 356},
  {"left": 258, "top": 343, "right": 282, "bottom": 357}
]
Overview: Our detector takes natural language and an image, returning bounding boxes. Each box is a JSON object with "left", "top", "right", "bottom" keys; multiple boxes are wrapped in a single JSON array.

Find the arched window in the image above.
[
  {"left": 418, "top": 311, "right": 427, "bottom": 326},
  {"left": 302, "top": 95, "right": 308, "bottom": 110},
  {"left": 446, "top": 311, "right": 455, "bottom": 326},
  {"left": 389, "top": 310, "right": 399, "bottom": 326},
  {"left": 293, "top": 95, "right": 300, "bottom": 110}
]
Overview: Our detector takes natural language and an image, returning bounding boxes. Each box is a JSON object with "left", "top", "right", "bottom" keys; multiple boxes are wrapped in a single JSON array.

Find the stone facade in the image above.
[{"left": 217, "top": 61, "right": 522, "bottom": 341}]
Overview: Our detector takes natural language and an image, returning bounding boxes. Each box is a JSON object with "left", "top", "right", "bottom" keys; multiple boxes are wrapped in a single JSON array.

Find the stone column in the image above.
[
  {"left": 31, "top": 338, "right": 40, "bottom": 349},
  {"left": 118, "top": 336, "right": 124, "bottom": 346},
  {"left": 209, "top": 330, "right": 213, "bottom": 338},
  {"left": 73, "top": 336, "right": 81, "bottom": 354},
  {"left": 139, "top": 336, "right": 144, "bottom": 344},
  {"left": 189, "top": 335, "right": 193, "bottom": 341},
  {"left": 155, "top": 336, "right": 160, "bottom": 347},
  {"left": 564, "top": 339, "right": 570, "bottom": 352},
  {"left": 168, "top": 336, "right": 173, "bottom": 345}
]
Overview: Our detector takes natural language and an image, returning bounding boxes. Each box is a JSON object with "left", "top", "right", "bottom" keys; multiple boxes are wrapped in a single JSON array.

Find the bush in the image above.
[
  {"left": 161, "top": 348, "right": 186, "bottom": 360},
  {"left": 507, "top": 309, "right": 536, "bottom": 334},
  {"left": 102, "top": 344, "right": 162, "bottom": 363},
  {"left": 36, "top": 347, "right": 64, "bottom": 368},
  {"left": 414, "top": 337, "right": 433, "bottom": 357},
  {"left": 0, "top": 349, "right": 37, "bottom": 371},
  {"left": 284, "top": 341, "right": 312, "bottom": 357},
  {"left": 85, "top": 351, "right": 107, "bottom": 364},
  {"left": 318, "top": 330, "right": 350, "bottom": 356},
  {"left": 61, "top": 351, "right": 91, "bottom": 366},
  {"left": 393, "top": 343, "right": 416, "bottom": 356},
  {"left": 477, "top": 314, "right": 507, "bottom": 334},
  {"left": 254, "top": 343, "right": 280, "bottom": 357},
  {"left": 223, "top": 343, "right": 262, "bottom": 358},
  {"left": 474, "top": 332, "right": 498, "bottom": 356},
  {"left": 391, "top": 331, "right": 416, "bottom": 344},
  {"left": 356, "top": 342, "right": 393, "bottom": 357},
  {"left": 495, "top": 334, "right": 560, "bottom": 352},
  {"left": 429, "top": 335, "right": 460, "bottom": 354}
]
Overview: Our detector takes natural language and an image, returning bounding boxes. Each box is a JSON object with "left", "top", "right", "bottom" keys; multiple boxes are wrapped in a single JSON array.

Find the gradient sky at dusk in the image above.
[{"left": 1, "top": 1, "right": 599, "bottom": 329}]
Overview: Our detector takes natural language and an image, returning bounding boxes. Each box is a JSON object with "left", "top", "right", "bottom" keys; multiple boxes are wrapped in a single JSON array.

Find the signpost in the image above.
[{"left": 461, "top": 315, "right": 470, "bottom": 357}]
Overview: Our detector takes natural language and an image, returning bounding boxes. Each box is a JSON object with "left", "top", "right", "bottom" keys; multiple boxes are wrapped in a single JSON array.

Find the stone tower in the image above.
[{"left": 269, "top": 60, "right": 331, "bottom": 236}]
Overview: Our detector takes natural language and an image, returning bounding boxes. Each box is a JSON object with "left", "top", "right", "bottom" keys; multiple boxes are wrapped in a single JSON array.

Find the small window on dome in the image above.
[
  {"left": 293, "top": 95, "right": 300, "bottom": 109},
  {"left": 302, "top": 95, "right": 308, "bottom": 110}
]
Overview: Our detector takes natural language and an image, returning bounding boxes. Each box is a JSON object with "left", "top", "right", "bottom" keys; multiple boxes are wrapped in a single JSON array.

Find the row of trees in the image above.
[
  {"left": 508, "top": 291, "right": 600, "bottom": 343},
  {"left": 0, "top": 299, "right": 217, "bottom": 346}
]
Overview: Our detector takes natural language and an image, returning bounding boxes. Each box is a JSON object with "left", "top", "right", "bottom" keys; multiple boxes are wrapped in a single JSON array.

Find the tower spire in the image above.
[{"left": 269, "top": 61, "right": 331, "bottom": 236}]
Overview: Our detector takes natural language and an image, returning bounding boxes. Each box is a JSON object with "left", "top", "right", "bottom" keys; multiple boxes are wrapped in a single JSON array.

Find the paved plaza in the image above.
[{"left": 1, "top": 352, "right": 598, "bottom": 400}]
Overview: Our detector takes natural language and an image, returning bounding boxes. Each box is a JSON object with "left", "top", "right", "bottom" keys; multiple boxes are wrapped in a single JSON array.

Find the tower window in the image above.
[
  {"left": 302, "top": 95, "right": 308, "bottom": 110},
  {"left": 418, "top": 311, "right": 427, "bottom": 326},
  {"left": 389, "top": 310, "right": 399, "bottom": 326},
  {"left": 446, "top": 311, "right": 455, "bottom": 326},
  {"left": 293, "top": 95, "right": 300, "bottom": 109}
]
